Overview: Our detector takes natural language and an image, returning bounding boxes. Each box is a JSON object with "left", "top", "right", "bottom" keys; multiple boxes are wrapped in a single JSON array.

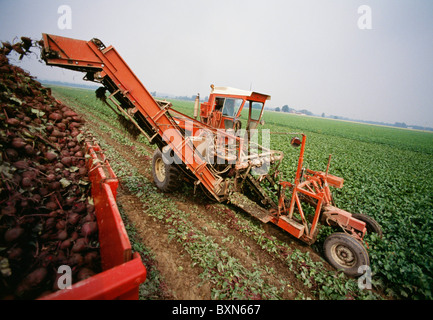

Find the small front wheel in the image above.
[
  {"left": 351, "top": 213, "right": 383, "bottom": 238},
  {"left": 323, "top": 232, "right": 369, "bottom": 277}
]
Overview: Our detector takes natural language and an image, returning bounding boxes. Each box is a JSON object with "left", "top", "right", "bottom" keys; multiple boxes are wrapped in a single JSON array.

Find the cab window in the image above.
[
  {"left": 250, "top": 102, "right": 263, "bottom": 120},
  {"left": 220, "top": 98, "right": 243, "bottom": 117}
]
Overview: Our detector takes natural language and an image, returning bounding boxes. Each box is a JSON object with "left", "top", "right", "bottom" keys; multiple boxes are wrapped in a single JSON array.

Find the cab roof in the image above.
[{"left": 211, "top": 86, "right": 271, "bottom": 100}]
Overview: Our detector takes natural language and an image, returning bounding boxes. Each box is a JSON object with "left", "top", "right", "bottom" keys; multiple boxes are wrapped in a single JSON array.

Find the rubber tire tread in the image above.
[
  {"left": 323, "top": 232, "right": 370, "bottom": 277},
  {"left": 351, "top": 213, "right": 383, "bottom": 238},
  {"left": 152, "top": 148, "right": 181, "bottom": 193}
]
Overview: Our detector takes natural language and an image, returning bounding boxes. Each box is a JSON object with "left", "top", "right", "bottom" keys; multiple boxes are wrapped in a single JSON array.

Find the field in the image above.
[{"left": 49, "top": 85, "right": 433, "bottom": 299}]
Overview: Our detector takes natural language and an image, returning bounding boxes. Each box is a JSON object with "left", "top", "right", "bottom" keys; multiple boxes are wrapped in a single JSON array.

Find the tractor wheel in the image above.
[
  {"left": 152, "top": 148, "right": 180, "bottom": 192},
  {"left": 352, "top": 213, "right": 383, "bottom": 238},
  {"left": 323, "top": 232, "right": 369, "bottom": 277}
]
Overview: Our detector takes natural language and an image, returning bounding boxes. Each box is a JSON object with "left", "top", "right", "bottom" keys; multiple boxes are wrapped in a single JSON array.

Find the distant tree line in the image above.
[
  {"left": 272, "top": 104, "right": 433, "bottom": 131},
  {"left": 326, "top": 115, "right": 433, "bottom": 131},
  {"left": 150, "top": 91, "right": 201, "bottom": 101},
  {"left": 274, "top": 105, "right": 313, "bottom": 116}
]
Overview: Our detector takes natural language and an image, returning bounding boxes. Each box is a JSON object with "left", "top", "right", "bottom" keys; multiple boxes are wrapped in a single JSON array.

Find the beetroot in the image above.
[
  {"left": 74, "top": 151, "right": 84, "bottom": 158},
  {"left": 45, "top": 151, "right": 57, "bottom": 161},
  {"left": 26, "top": 268, "right": 48, "bottom": 287},
  {"left": 64, "top": 196, "right": 76, "bottom": 206},
  {"left": 5, "top": 148, "right": 19, "bottom": 160},
  {"left": 84, "top": 251, "right": 99, "bottom": 267},
  {"left": 46, "top": 173, "right": 56, "bottom": 182},
  {"left": 48, "top": 112, "right": 62, "bottom": 121},
  {"left": 79, "top": 166, "right": 88, "bottom": 176},
  {"left": 81, "top": 221, "right": 98, "bottom": 237},
  {"left": 13, "top": 160, "right": 29, "bottom": 170},
  {"left": 44, "top": 217, "right": 56, "bottom": 230},
  {"left": 68, "top": 253, "right": 84, "bottom": 266},
  {"left": 8, "top": 247, "right": 23, "bottom": 261},
  {"left": 51, "top": 129, "right": 64, "bottom": 137},
  {"left": 48, "top": 181, "right": 61, "bottom": 191},
  {"left": 56, "top": 220, "right": 66, "bottom": 230},
  {"left": 24, "top": 144, "right": 35, "bottom": 155},
  {"left": 70, "top": 231, "right": 79, "bottom": 241},
  {"left": 67, "top": 212, "right": 80, "bottom": 225},
  {"left": 61, "top": 156, "right": 72, "bottom": 166},
  {"left": 21, "top": 176, "right": 33, "bottom": 188},
  {"left": 4, "top": 227, "right": 25, "bottom": 242},
  {"left": 15, "top": 267, "right": 48, "bottom": 297},
  {"left": 45, "top": 201, "right": 58, "bottom": 211},
  {"left": 77, "top": 268, "right": 95, "bottom": 281},
  {"left": 56, "top": 122, "right": 67, "bottom": 131},
  {"left": 69, "top": 122, "right": 81, "bottom": 129},
  {"left": 72, "top": 238, "right": 88, "bottom": 253},
  {"left": 57, "top": 229, "right": 68, "bottom": 241},
  {"left": 0, "top": 47, "right": 101, "bottom": 299},
  {"left": 1, "top": 205, "right": 17, "bottom": 216},
  {"left": 83, "top": 212, "right": 96, "bottom": 222},
  {"left": 11, "top": 137, "right": 26, "bottom": 148},
  {"left": 6, "top": 118, "right": 20, "bottom": 126},
  {"left": 63, "top": 110, "right": 78, "bottom": 117},
  {"left": 60, "top": 239, "right": 72, "bottom": 249},
  {"left": 73, "top": 202, "right": 87, "bottom": 214}
]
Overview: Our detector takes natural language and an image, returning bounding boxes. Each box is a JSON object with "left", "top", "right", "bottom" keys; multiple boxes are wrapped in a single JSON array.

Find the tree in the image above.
[
  {"left": 275, "top": 107, "right": 280, "bottom": 112},
  {"left": 394, "top": 122, "right": 407, "bottom": 128},
  {"left": 321, "top": 112, "right": 325, "bottom": 118},
  {"left": 299, "top": 109, "right": 313, "bottom": 116},
  {"left": 282, "top": 105, "right": 290, "bottom": 113}
]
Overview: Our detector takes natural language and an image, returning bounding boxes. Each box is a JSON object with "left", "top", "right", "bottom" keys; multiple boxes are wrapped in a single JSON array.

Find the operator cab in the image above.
[{"left": 200, "top": 85, "right": 270, "bottom": 133}]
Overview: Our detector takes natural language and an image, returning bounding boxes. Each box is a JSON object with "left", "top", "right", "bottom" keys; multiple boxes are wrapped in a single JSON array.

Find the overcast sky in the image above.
[{"left": 1, "top": 0, "right": 432, "bottom": 127}]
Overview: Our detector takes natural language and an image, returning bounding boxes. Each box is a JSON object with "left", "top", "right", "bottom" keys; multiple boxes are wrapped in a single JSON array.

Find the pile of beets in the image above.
[{"left": 0, "top": 39, "right": 101, "bottom": 299}]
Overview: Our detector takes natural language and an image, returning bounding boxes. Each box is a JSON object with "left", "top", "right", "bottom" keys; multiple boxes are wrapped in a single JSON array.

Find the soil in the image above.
[{"left": 51, "top": 89, "right": 333, "bottom": 300}]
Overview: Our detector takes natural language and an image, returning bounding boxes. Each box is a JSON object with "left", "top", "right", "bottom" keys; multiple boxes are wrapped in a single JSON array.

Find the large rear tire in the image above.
[
  {"left": 323, "top": 232, "right": 369, "bottom": 277},
  {"left": 152, "top": 148, "right": 181, "bottom": 192}
]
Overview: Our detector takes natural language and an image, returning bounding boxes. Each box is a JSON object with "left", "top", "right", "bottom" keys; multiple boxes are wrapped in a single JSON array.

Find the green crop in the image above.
[
  {"left": 51, "top": 86, "right": 433, "bottom": 299},
  {"left": 169, "top": 99, "right": 433, "bottom": 299}
]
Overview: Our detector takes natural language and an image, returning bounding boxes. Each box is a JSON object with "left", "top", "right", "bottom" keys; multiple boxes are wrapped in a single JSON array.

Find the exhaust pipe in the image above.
[{"left": 193, "top": 93, "right": 200, "bottom": 119}]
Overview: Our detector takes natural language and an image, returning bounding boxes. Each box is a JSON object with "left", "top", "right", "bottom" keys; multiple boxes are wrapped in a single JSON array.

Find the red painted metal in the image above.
[
  {"left": 275, "top": 135, "right": 367, "bottom": 243},
  {"left": 85, "top": 142, "right": 132, "bottom": 267},
  {"left": 39, "top": 253, "right": 146, "bottom": 300}
]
